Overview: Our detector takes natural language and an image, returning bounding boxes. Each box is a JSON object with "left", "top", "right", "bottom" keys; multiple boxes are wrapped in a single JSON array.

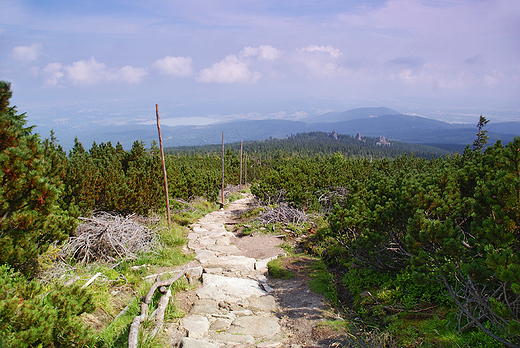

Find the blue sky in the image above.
[{"left": 1, "top": 0, "right": 520, "bottom": 133}]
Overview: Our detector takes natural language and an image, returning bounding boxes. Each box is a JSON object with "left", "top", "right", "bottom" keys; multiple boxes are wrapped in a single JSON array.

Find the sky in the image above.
[{"left": 1, "top": 0, "right": 520, "bottom": 134}]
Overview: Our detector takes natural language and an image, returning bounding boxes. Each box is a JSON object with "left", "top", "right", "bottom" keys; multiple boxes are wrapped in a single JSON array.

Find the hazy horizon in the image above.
[{"left": 2, "top": 0, "right": 519, "bottom": 131}]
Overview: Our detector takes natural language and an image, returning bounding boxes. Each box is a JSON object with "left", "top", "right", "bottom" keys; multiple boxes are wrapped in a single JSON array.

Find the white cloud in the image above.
[
  {"left": 12, "top": 43, "right": 42, "bottom": 62},
  {"left": 64, "top": 57, "right": 106, "bottom": 84},
  {"left": 109, "top": 66, "right": 147, "bottom": 83},
  {"left": 484, "top": 74, "right": 499, "bottom": 87},
  {"left": 298, "top": 45, "right": 341, "bottom": 59},
  {"left": 390, "top": 65, "right": 479, "bottom": 90},
  {"left": 153, "top": 56, "right": 193, "bottom": 76},
  {"left": 42, "top": 57, "right": 146, "bottom": 85},
  {"left": 198, "top": 54, "right": 261, "bottom": 83},
  {"left": 240, "top": 45, "right": 283, "bottom": 61},
  {"left": 294, "top": 45, "right": 345, "bottom": 78},
  {"left": 43, "top": 62, "right": 64, "bottom": 86}
]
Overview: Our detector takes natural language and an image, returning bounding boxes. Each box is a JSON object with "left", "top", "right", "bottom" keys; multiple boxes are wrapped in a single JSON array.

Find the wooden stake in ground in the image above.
[
  {"left": 239, "top": 140, "right": 243, "bottom": 190},
  {"left": 156, "top": 104, "right": 171, "bottom": 228},
  {"left": 221, "top": 131, "right": 225, "bottom": 205}
]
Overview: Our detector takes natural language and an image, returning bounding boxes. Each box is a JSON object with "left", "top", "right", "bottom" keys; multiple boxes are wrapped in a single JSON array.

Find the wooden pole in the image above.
[
  {"left": 221, "top": 131, "right": 225, "bottom": 206},
  {"left": 244, "top": 152, "right": 247, "bottom": 187},
  {"left": 239, "top": 140, "right": 243, "bottom": 190},
  {"left": 156, "top": 104, "right": 171, "bottom": 228}
]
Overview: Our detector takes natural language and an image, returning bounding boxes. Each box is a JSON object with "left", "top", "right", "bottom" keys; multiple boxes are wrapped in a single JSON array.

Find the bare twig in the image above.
[
  {"left": 258, "top": 204, "right": 309, "bottom": 226},
  {"left": 60, "top": 212, "right": 158, "bottom": 263}
]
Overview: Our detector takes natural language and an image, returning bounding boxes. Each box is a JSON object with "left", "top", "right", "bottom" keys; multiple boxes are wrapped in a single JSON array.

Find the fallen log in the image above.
[
  {"left": 145, "top": 266, "right": 188, "bottom": 304},
  {"left": 128, "top": 303, "right": 149, "bottom": 348},
  {"left": 128, "top": 266, "right": 188, "bottom": 348},
  {"left": 149, "top": 289, "right": 172, "bottom": 338}
]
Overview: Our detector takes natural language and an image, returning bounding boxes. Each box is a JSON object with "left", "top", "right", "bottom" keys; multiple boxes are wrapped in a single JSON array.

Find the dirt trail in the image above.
[{"left": 166, "top": 194, "right": 356, "bottom": 348}]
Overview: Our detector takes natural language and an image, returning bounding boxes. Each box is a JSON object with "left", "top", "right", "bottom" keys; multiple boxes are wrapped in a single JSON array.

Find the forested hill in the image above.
[
  {"left": 38, "top": 106, "right": 519, "bottom": 151},
  {"left": 165, "top": 131, "right": 453, "bottom": 159}
]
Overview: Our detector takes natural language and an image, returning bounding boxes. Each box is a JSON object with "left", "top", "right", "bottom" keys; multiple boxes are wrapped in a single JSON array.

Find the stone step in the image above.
[{"left": 175, "top": 194, "right": 284, "bottom": 348}]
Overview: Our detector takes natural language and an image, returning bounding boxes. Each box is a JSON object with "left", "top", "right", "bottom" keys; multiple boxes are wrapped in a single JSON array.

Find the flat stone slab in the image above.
[
  {"left": 195, "top": 250, "right": 216, "bottom": 263},
  {"left": 197, "top": 273, "right": 266, "bottom": 302},
  {"left": 177, "top": 337, "right": 219, "bottom": 348},
  {"left": 206, "top": 245, "right": 243, "bottom": 255},
  {"left": 182, "top": 315, "right": 210, "bottom": 338},
  {"left": 190, "top": 298, "right": 220, "bottom": 315},
  {"left": 256, "top": 342, "right": 283, "bottom": 348},
  {"left": 215, "top": 236, "right": 231, "bottom": 245},
  {"left": 198, "top": 236, "right": 216, "bottom": 246},
  {"left": 248, "top": 295, "right": 278, "bottom": 313},
  {"left": 202, "top": 255, "right": 256, "bottom": 272},
  {"left": 192, "top": 227, "right": 209, "bottom": 234},
  {"left": 209, "top": 319, "right": 231, "bottom": 331},
  {"left": 208, "top": 332, "right": 255, "bottom": 345},
  {"left": 187, "top": 233, "right": 199, "bottom": 240},
  {"left": 228, "top": 316, "right": 281, "bottom": 338}
]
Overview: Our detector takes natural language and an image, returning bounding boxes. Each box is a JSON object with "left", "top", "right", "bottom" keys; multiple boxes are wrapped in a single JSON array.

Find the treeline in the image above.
[
  {"left": 165, "top": 131, "right": 452, "bottom": 159},
  {"left": 62, "top": 139, "right": 223, "bottom": 215},
  {"left": 250, "top": 138, "right": 520, "bottom": 346}
]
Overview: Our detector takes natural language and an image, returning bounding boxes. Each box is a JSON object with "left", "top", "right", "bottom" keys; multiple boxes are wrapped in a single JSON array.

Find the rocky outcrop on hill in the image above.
[
  {"left": 355, "top": 132, "right": 365, "bottom": 142},
  {"left": 376, "top": 136, "right": 391, "bottom": 146},
  {"left": 329, "top": 130, "right": 338, "bottom": 139}
]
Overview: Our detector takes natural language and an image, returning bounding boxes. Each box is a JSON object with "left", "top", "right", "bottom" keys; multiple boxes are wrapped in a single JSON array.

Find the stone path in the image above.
[{"left": 174, "top": 195, "right": 286, "bottom": 348}]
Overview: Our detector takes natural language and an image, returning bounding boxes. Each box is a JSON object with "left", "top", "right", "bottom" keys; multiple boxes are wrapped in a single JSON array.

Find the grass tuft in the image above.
[{"left": 267, "top": 258, "right": 294, "bottom": 279}]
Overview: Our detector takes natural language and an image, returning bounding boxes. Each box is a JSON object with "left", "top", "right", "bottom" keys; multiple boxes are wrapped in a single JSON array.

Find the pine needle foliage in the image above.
[{"left": 0, "top": 81, "right": 76, "bottom": 275}]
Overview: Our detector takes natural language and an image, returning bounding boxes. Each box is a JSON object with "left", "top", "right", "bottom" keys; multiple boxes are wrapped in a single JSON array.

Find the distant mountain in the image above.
[
  {"left": 36, "top": 108, "right": 520, "bottom": 151},
  {"left": 306, "top": 107, "right": 402, "bottom": 123},
  {"left": 486, "top": 122, "right": 520, "bottom": 136}
]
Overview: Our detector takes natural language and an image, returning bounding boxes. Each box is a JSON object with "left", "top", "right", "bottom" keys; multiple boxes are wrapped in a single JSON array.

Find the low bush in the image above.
[{"left": 0, "top": 265, "right": 96, "bottom": 348}]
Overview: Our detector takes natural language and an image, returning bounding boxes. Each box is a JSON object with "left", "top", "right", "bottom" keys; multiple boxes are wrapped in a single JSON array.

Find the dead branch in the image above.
[
  {"left": 60, "top": 212, "right": 158, "bottom": 263},
  {"left": 149, "top": 289, "right": 172, "bottom": 338},
  {"left": 145, "top": 266, "right": 188, "bottom": 304},
  {"left": 128, "top": 266, "right": 188, "bottom": 348},
  {"left": 258, "top": 204, "right": 309, "bottom": 226},
  {"left": 128, "top": 303, "right": 149, "bottom": 348},
  {"left": 82, "top": 272, "right": 102, "bottom": 289}
]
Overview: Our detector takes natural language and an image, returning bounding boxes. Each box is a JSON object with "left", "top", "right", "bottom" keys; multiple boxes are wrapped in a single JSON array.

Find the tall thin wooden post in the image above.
[
  {"left": 156, "top": 104, "right": 171, "bottom": 228},
  {"left": 221, "top": 131, "right": 225, "bottom": 205},
  {"left": 239, "top": 140, "right": 243, "bottom": 190}
]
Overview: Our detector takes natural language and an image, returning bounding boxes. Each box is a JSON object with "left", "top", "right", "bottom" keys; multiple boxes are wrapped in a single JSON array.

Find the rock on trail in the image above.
[{"left": 173, "top": 195, "right": 285, "bottom": 348}]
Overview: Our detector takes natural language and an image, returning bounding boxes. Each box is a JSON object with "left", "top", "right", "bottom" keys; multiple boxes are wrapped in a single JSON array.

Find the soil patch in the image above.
[{"left": 232, "top": 234, "right": 285, "bottom": 259}]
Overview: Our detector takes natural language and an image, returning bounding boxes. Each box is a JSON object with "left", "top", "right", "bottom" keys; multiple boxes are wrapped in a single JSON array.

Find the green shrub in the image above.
[{"left": 0, "top": 265, "right": 95, "bottom": 347}]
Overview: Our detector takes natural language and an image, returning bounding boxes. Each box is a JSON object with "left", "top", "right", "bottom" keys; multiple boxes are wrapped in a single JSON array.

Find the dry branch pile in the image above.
[
  {"left": 259, "top": 204, "right": 309, "bottom": 226},
  {"left": 60, "top": 212, "right": 158, "bottom": 263}
]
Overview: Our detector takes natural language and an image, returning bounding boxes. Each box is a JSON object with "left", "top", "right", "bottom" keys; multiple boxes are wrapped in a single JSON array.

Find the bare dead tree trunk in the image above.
[
  {"left": 245, "top": 152, "right": 247, "bottom": 187},
  {"left": 156, "top": 104, "right": 171, "bottom": 228}
]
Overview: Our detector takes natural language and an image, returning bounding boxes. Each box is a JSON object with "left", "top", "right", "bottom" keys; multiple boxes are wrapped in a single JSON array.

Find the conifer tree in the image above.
[
  {"left": 0, "top": 81, "right": 75, "bottom": 274},
  {"left": 473, "top": 114, "right": 490, "bottom": 152}
]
